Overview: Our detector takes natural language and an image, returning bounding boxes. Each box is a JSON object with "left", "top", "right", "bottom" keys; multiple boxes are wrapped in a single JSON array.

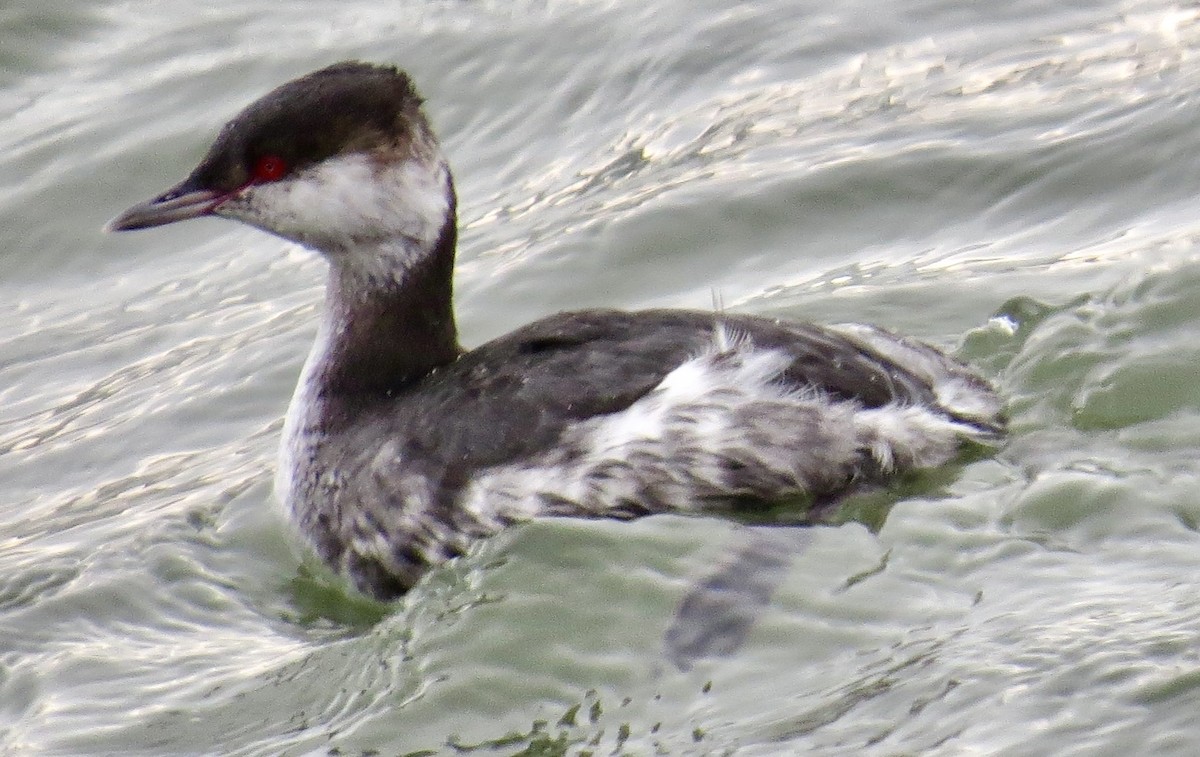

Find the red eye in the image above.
[{"left": 252, "top": 155, "right": 288, "bottom": 182}]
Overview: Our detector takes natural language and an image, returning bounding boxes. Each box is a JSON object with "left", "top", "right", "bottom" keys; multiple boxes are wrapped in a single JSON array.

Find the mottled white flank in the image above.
[
  {"left": 458, "top": 325, "right": 995, "bottom": 526},
  {"left": 851, "top": 404, "right": 979, "bottom": 472},
  {"left": 594, "top": 326, "right": 786, "bottom": 457}
]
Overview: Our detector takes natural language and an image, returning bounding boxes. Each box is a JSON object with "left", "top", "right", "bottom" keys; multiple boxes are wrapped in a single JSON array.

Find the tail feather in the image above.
[{"left": 830, "top": 323, "right": 1006, "bottom": 434}]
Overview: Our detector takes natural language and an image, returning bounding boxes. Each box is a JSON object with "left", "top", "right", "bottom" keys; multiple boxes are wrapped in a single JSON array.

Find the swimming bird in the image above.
[{"left": 107, "top": 62, "right": 1003, "bottom": 601}]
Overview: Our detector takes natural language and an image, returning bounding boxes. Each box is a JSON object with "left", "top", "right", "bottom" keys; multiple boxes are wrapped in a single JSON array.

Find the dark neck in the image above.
[{"left": 313, "top": 206, "right": 461, "bottom": 401}]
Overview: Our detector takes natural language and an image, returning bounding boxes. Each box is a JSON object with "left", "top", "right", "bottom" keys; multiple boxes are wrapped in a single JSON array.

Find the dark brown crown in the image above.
[{"left": 185, "top": 62, "right": 429, "bottom": 192}]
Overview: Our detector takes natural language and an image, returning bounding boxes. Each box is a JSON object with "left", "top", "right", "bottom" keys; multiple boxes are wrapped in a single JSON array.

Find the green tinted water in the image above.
[{"left": 3, "top": 0, "right": 1200, "bottom": 753}]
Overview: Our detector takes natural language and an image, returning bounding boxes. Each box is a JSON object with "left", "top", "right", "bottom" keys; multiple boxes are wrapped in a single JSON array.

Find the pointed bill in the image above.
[{"left": 105, "top": 182, "right": 227, "bottom": 232}]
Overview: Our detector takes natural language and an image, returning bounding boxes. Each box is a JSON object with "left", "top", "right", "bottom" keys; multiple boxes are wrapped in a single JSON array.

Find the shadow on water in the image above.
[
  {"left": 662, "top": 525, "right": 812, "bottom": 672},
  {"left": 658, "top": 456, "right": 982, "bottom": 673}
]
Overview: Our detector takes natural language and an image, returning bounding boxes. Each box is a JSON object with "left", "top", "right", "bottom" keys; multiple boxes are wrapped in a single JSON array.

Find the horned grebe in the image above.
[{"left": 107, "top": 62, "right": 1003, "bottom": 600}]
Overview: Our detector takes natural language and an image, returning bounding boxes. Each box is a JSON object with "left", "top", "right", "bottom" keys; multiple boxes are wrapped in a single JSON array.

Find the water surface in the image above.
[{"left": 4, "top": 0, "right": 1200, "bottom": 753}]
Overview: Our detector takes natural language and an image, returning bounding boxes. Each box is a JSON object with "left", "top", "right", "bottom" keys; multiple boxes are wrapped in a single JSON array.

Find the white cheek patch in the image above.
[{"left": 226, "top": 153, "right": 451, "bottom": 253}]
